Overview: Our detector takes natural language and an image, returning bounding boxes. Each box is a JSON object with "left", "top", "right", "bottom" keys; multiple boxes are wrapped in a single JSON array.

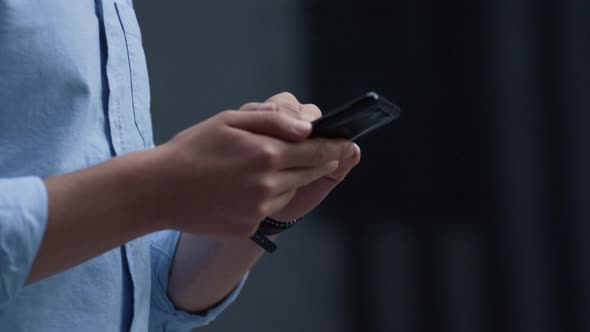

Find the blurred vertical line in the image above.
[
  {"left": 558, "top": 0, "right": 590, "bottom": 331},
  {"left": 539, "top": 0, "right": 580, "bottom": 331},
  {"left": 415, "top": 224, "right": 441, "bottom": 332},
  {"left": 438, "top": 226, "right": 488, "bottom": 332},
  {"left": 368, "top": 224, "right": 418, "bottom": 332},
  {"left": 487, "top": 0, "right": 559, "bottom": 332},
  {"left": 345, "top": 224, "right": 377, "bottom": 332},
  {"left": 474, "top": 0, "right": 507, "bottom": 330},
  {"left": 408, "top": 1, "right": 444, "bottom": 329}
]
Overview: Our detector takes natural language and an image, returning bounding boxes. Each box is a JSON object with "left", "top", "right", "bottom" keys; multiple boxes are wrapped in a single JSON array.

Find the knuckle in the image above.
[
  {"left": 274, "top": 92, "right": 301, "bottom": 112},
  {"left": 268, "top": 109, "right": 285, "bottom": 121},
  {"left": 277, "top": 91, "right": 297, "bottom": 101},
  {"left": 257, "top": 108, "right": 281, "bottom": 123},
  {"left": 312, "top": 143, "right": 328, "bottom": 163},
  {"left": 266, "top": 101, "right": 279, "bottom": 111},
  {"left": 255, "top": 144, "right": 281, "bottom": 168},
  {"left": 218, "top": 110, "right": 237, "bottom": 122},
  {"left": 239, "top": 102, "right": 258, "bottom": 111},
  {"left": 253, "top": 176, "right": 276, "bottom": 198},
  {"left": 275, "top": 110, "right": 296, "bottom": 124}
]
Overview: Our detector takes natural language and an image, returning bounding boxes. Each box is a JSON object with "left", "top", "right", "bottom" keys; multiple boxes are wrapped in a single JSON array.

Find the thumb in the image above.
[{"left": 224, "top": 110, "right": 311, "bottom": 142}]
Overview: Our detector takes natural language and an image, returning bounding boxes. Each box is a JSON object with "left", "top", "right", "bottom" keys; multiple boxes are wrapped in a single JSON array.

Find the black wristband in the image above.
[{"left": 250, "top": 217, "right": 301, "bottom": 253}]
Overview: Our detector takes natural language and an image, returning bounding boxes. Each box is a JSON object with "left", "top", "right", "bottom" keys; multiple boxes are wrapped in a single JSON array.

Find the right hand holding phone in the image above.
[
  {"left": 237, "top": 92, "right": 362, "bottom": 223},
  {"left": 150, "top": 101, "right": 356, "bottom": 236}
]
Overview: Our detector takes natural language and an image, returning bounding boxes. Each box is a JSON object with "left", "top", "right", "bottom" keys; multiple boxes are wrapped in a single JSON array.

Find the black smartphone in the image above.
[{"left": 309, "top": 92, "right": 401, "bottom": 141}]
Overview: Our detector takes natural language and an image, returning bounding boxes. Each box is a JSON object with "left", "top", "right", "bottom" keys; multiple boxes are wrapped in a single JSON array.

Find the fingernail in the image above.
[
  {"left": 328, "top": 160, "right": 340, "bottom": 170},
  {"left": 346, "top": 142, "right": 357, "bottom": 157},
  {"left": 293, "top": 120, "right": 312, "bottom": 135},
  {"left": 352, "top": 143, "right": 361, "bottom": 155}
]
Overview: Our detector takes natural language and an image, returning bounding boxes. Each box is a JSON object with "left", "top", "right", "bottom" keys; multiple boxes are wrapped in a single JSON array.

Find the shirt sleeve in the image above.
[
  {"left": 0, "top": 176, "right": 48, "bottom": 309},
  {"left": 148, "top": 230, "right": 247, "bottom": 331}
]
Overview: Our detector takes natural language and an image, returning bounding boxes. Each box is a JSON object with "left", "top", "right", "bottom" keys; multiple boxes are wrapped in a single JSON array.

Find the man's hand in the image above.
[
  {"left": 32, "top": 103, "right": 355, "bottom": 283},
  {"left": 149, "top": 108, "right": 356, "bottom": 235},
  {"left": 164, "top": 103, "right": 358, "bottom": 312},
  {"left": 239, "top": 92, "right": 362, "bottom": 222}
]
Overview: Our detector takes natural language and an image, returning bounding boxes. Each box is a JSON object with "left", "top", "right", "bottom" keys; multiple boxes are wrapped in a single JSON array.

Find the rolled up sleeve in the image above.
[
  {"left": 0, "top": 176, "right": 48, "bottom": 309},
  {"left": 148, "top": 230, "right": 246, "bottom": 332}
]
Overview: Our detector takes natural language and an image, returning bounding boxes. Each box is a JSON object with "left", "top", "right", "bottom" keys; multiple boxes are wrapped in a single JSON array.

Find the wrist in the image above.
[
  {"left": 33, "top": 150, "right": 159, "bottom": 281},
  {"left": 116, "top": 147, "right": 173, "bottom": 233},
  {"left": 96, "top": 150, "right": 163, "bottom": 235}
]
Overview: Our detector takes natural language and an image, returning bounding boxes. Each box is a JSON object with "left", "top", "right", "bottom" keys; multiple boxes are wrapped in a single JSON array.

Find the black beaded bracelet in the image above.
[{"left": 250, "top": 217, "right": 302, "bottom": 253}]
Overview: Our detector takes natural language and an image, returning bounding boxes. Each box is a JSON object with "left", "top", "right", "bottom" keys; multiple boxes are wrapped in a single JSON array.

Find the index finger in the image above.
[{"left": 278, "top": 138, "right": 356, "bottom": 168}]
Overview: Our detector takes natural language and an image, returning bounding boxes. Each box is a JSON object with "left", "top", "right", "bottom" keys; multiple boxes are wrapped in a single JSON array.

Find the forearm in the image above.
[
  {"left": 28, "top": 149, "right": 161, "bottom": 283},
  {"left": 167, "top": 232, "right": 275, "bottom": 312}
]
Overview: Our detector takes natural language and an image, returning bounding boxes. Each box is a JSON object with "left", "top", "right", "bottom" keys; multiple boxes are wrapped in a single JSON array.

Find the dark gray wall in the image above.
[
  {"left": 136, "top": 1, "right": 590, "bottom": 332},
  {"left": 135, "top": 1, "right": 311, "bottom": 143}
]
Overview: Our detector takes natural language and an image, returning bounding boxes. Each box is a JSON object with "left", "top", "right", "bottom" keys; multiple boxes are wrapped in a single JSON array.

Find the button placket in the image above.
[{"left": 100, "top": 0, "right": 147, "bottom": 155}]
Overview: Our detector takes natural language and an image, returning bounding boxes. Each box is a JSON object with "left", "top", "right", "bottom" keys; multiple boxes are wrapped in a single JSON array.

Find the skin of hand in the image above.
[
  {"left": 31, "top": 104, "right": 356, "bottom": 285},
  {"left": 238, "top": 92, "right": 362, "bottom": 222},
  {"left": 167, "top": 93, "right": 361, "bottom": 313},
  {"left": 153, "top": 108, "right": 357, "bottom": 236}
]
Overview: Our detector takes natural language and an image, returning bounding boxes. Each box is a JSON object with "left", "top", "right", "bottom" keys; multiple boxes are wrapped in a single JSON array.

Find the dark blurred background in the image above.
[{"left": 135, "top": 1, "right": 590, "bottom": 331}]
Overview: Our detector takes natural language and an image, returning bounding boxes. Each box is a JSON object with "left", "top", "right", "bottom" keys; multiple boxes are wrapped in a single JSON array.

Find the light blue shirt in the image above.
[{"left": 0, "top": 1, "right": 244, "bottom": 331}]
